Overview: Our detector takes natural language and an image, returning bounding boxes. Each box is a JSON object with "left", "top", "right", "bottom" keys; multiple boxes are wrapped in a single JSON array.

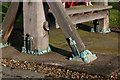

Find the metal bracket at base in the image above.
[
  {"left": 91, "top": 20, "right": 111, "bottom": 34},
  {"left": 90, "top": 28, "right": 95, "bottom": 32},
  {"left": 96, "top": 24, "right": 100, "bottom": 33},
  {"left": 0, "top": 42, "right": 10, "bottom": 48},
  {"left": 91, "top": 20, "right": 100, "bottom": 33},
  {"left": 21, "top": 34, "right": 51, "bottom": 55},
  {"left": 0, "top": 30, "right": 10, "bottom": 48},
  {"left": 100, "top": 28, "right": 111, "bottom": 33},
  {"left": 68, "top": 37, "right": 97, "bottom": 63},
  {"left": 69, "top": 37, "right": 80, "bottom": 60},
  {"left": 69, "top": 49, "right": 97, "bottom": 63},
  {"left": 22, "top": 45, "right": 51, "bottom": 55},
  {"left": 90, "top": 27, "right": 111, "bottom": 34},
  {"left": 80, "top": 49, "right": 97, "bottom": 63}
]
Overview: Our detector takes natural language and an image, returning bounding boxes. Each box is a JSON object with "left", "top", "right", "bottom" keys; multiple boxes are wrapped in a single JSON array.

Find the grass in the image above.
[
  {"left": 0, "top": 2, "right": 23, "bottom": 27},
  {"left": 110, "top": 9, "right": 120, "bottom": 28},
  {"left": 0, "top": 3, "right": 9, "bottom": 22},
  {"left": 109, "top": 2, "right": 120, "bottom": 28}
]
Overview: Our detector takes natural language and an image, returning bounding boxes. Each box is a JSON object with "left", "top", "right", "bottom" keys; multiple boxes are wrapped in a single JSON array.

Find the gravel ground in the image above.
[{"left": 1, "top": 57, "right": 120, "bottom": 79}]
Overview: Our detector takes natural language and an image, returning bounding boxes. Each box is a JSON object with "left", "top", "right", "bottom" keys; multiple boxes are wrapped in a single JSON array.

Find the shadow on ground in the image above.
[
  {"left": 8, "top": 26, "right": 24, "bottom": 51},
  {"left": 50, "top": 45, "right": 72, "bottom": 59},
  {"left": 76, "top": 23, "right": 91, "bottom": 32},
  {"left": 111, "top": 30, "right": 120, "bottom": 33},
  {"left": 76, "top": 23, "right": 120, "bottom": 34}
]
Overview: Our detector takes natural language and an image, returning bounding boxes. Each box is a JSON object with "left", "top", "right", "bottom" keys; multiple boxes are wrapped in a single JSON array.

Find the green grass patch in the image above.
[
  {"left": 0, "top": 2, "right": 23, "bottom": 27},
  {"left": 109, "top": 9, "right": 120, "bottom": 28},
  {"left": 109, "top": 2, "right": 117, "bottom": 9}
]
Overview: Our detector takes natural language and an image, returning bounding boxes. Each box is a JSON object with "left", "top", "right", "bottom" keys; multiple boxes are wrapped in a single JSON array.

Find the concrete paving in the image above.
[{"left": 2, "top": 66, "right": 46, "bottom": 78}]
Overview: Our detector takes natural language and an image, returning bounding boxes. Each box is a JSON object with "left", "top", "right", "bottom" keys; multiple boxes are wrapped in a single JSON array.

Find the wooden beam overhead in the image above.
[
  {"left": 66, "top": 5, "right": 112, "bottom": 15},
  {"left": 70, "top": 10, "right": 108, "bottom": 24}
]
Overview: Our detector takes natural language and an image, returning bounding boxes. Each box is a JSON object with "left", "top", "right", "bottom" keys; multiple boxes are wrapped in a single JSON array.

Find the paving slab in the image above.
[
  {"left": 2, "top": 46, "right": 120, "bottom": 76},
  {"left": 2, "top": 66, "right": 46, "bottom": 78}
]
